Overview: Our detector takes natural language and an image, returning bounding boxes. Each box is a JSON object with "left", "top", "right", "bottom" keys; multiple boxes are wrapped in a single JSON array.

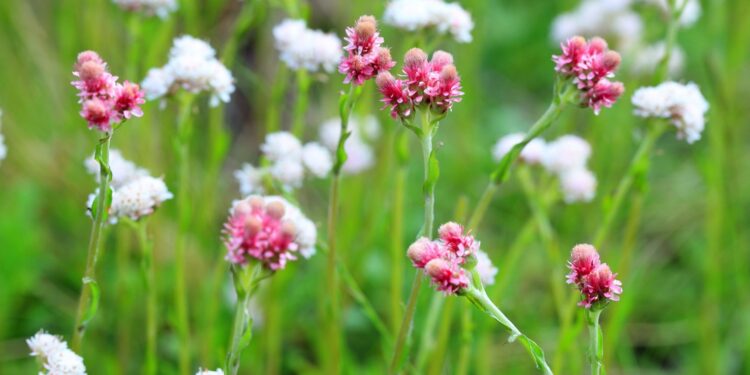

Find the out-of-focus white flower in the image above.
[
  {"left": 234, "top": 163, "right": 266, "bottom": 196},
  {"left": 542, "top": 135, "right": 592, "bottom": 175},
  {"left": 302, "top": 142, "right": 333, "bottom": 177},
  {"left": 196, "top": 368, "right": 224, "bottom": 375},
  {"left": 559, "top": 168, "right": 597, "bottom": 203},
  {"left": 85, "top": 149, "right": 149, "bottom": 189},
  {"left": 318, "top": 116, "right": 380, "bottom": 174},
  {"left": 492, "top": 133, "right": 546, "bottom": 165},
  {"left": 27, "top": 330, "right": 86, "bottom": 375},
  {"left": 142, "top": 36, "right": 234, "bottom": 106},
  {"left": 109, "top": 175, "right": 173, "bottom": 222},
  {"left": 383, "top": 0, "right": 474, "bottom": 43},
  {"left": 269, "top": 158, "right": 305, "bottom": 189},
  {"left": 551, "top": 0, "right": 642, "bottom": 50},
  {"left": 273, "top": 19, "right": 342, "bottom": 73},
  {"left": 630, "top": 42, "right": 685, "bottom": 78},
  {"left": 112, "top": 0, "right": 177, "bottom": 18},
  {"left": 475, "top": 250, "right": 498, "bottom": 286},
  {"left": 261, "top": 131, "right": 303, "bottom": 162},
  {"left": 631, "top": 81, "right": 709, "bottom": 143},
  {"left": 644, "top": 0, "right": 700, "bottom": 26}
]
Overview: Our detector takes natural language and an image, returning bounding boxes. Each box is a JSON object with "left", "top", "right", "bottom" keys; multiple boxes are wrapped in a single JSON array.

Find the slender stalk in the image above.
[
  {"left": 174, "top": 94, "right": 195, "bottom": 374},
  {"left": 455, "top": 303, "right": 472, "bottom": 375},
  {"left": 390, "top": 166, "right": 406, "bottom": 334},
  {"left": 414, "top": 295, "right": 444, "bottom": 372},
  {"left": 72, "top": 131, "right": 113, "bottom": 351},
  {"left": 136, "top": 221, "right": 158, "bottom": 375},
  {"left": 225, "top": 265, "right": 264, "bottom": 375},
  {"left": 389, "top": 110, "right": 437, "bottom": 374},
  {"left": 586, "top": 309, "right": 604, "bottom": 375},
  {"left": 265, "top": 65, "right": 288, "bottom": 135},
  {"left": 291, "top": 69, "right": 310, "bottom": 138}
]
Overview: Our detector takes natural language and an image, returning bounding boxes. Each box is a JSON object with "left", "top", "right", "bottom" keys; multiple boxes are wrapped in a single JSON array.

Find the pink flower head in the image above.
[
  {"left": 407, "top": 237, "right": 443, "bottom": 268},
  {"left": 339, "top": 15, "right": 390, "bottom": 85},
  {"left": 81, "top": 98, "right": 115, "bottom": 131},
  {"left": 425, "top": 258, "right": 469, "bottom": 295},
  {"left": 429, "top": 50, "right": 454, "bottom": 73},
  {"left": 438, "top": 221, "right": 478, "bottom": 261},
  {"left": 113, "top": 81, "right": 145, "bottom": 119},
  {"left": 223, "top": 196, "right": 300, "bottom": 270},
  {"left": 402, "top": 48, "right": 430, "bottom": 103},
  {"left": 566, "top": 243, "right": 601, "bottom": 286},
  {"left": 425, "top": 64, "right": 463, "bottom": 113},
  {"left": 376, "top": 72, "right": 413, "bottom": 119},
  {"left": 579, "top": 263, "right": 622, "bottom": 308},
  {"left": 552, "top": 36, "right": 624, "bottom": 114}
]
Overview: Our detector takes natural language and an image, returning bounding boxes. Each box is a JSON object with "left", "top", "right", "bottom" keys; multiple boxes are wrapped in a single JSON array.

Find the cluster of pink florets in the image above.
[
  {"left": 552, "top": 36, "right": 624, "bottom": 115},
  {"left": 376, "top": 48, "right": 463, "bottom": 119},
  {"left": 338, "top": 15, "right": 395, "bottom": 85},
  {"left": 223, "top": 196, "right": 299, "bottom": 271},
  {"left": 71, "top": 51, "right": 145, "bottom": 131},
  {"left": 407, "top": 222, "right": 479, "bottom": 294},
  {"left": 566, "top": 244, "right": 622, "bottom": 309}
]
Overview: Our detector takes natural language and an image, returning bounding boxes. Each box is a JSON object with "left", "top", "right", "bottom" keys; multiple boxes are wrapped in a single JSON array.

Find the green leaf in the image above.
[
  {"left": 518, "top": 335, "right": 548, "bottom": 371},
  {"left": 81, "top": 277, "right": 100, "bottom": 327},
  {"left": 422, "top": 148, "right": 440, "bottom": 195}
]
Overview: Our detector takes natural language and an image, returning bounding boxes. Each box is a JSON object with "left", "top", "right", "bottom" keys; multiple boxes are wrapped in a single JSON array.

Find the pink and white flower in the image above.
[{"left": 339, "top": 16, "right": 393, "bottom": 85}]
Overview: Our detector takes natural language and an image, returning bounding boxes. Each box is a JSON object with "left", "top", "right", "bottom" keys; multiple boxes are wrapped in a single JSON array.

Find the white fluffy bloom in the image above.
[
  {"left": 383, "top": 0, "right": 474, "bottom": 43},
  {"left": 263, "top": 196, "right": 317, "bottom": 258},
  {"left": 542, "top": 135, "right": 592, "bottom": 175},
  {"left": 631, "top": 81, "right": 709, "bottom": 143},
  {"left": 644, "top": 0, "right": 700, "bottom": 26},
  {"left": 302, "top": 142, "right": 333, "bottom": 177},
  {"left": 109, "top": 176, "right": 173, "bottom": 222},
  {"left": 261, "top": 131, "right": 303, "bottom": 162},
  {"left": 273, "top": 19, "right": 342, "bottom": 73},
  {"left": 475, "top": 250, "right": 498, "bottom": 286},
  {"left": 559, "top": 168, "right": 597, "bottom": 203},
  {"left": 551, "top": 0, "right": 642, "bottom": 50},
  {"left": 269, "top": 158, "right": 305, "bottom": 189},
  {"left": 27, "top": 330, "right": 86, "bottom": 375},
  {"left": 196, "top": 369, "right": 224, "bottom": 375},
  {"left": 630, "top": 42, "right": 685, "bottom": 78},
  {"left": 492, "top": 133, "right": 546, "bottom": 165},
  {"left": 112, "top": 0, "right": 177, "bottom": 18},
  {"left": 318, "top": 117, "right": 379, "bottom": 174},
  {"left": 142, "top": 35, "right": 234, "bottom": 106},
  {"left": 85, "top": 149, "right": 149, "bottom": 189},
  {"left": 234, "top": 163, "right": 266, "bottom": 196}
]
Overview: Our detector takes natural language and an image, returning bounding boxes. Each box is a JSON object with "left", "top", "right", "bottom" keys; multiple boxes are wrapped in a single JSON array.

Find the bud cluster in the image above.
[
  {"left": 71, "top": 51, "right": 145, "bottom": 131},
  {"left": 566, "top": 244, "right": 622, "bottom": 309},
  {"left": 338, "top": 15, "right": 395, "bottom": 85}
]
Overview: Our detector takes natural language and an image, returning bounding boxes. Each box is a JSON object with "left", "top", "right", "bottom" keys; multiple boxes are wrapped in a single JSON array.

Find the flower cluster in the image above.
[
  {"left": 234, "top": 131, "right": 332, "bottom": 195},
  {"left": 631, "top": 81, "right": 709, "bottom": 144},
  {"left": 493, "top": 133, "right": 597, "bottom": 203},
  {"left": 377, "top": 48, "right": 463, "bottom": 119},
  {"left": 566, "top": 244, "right": 622, "bottom": 309},
  {"left": 223, "top": 195, "right": 317, "bottom": 269},
  {"left": 27, "top": 330, "right": 86, "bottom": 375},
  {"left": 112, "top": 0, "right": 177, "bottom": 18},
  {"left": 383, "top": 0, "right": 474, "bottom": 43},
  {"left": 71, "top": 51, "right": 145, "bottom": 131},
  {"left": 551, "top": 0, "right": 642, "bottom": 51},
  {"left": 273, "top": 19, "right": 342, "bottom": 73},
  {"left": 646, "top": 0, "right": 701, "bottom": 27},
  {"left": 553, "top": 36, "right": 624, "bottom": 114},
  {"left": 318, "top": 116, "right": 380, "bottom": 174},
  {"left": 631, "top": 42, "right": 685, "bottom": 78},
  {"left": 85, "top": 150, "right": 172, "bottom": 223},
  {"left": 407, "top": 222, "right": 484, "bottom": 294},
  {"left": 338, "top": 15, "right": 395, "bottom": 85},
  {"left": 196, "top": 368, "right": 224, "bottom": 375},
  {"left": 141, "top": 36, "right": 235, "bottom": 106}
]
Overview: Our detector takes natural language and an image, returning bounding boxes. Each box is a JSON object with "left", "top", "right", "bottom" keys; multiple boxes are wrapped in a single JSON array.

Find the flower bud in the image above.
[
  {"left": 78, "top": 61, "right": 105, "bottom": 81},
  {"left": 266, "top": 201, "right": 286, "bottom": 219},
  {"left": 407, "top": 237, "right": 442, "bottom": 268},
  {"left": 430, "top": 50, "right": 454, "bottom": 71},
  {"left": 355, "top": 15, "right": 377, "bottom": 40},
  {"left": 602, "top": 51, "right": 621, "bottom": 71},
  {"left": 404, "top": 48, "right": 427, "bottom": 69}
]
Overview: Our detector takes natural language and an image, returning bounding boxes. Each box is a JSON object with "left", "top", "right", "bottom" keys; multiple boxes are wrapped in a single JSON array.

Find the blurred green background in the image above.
[{"left": 1, "top": 0, "right": 749, "bottom": 374}]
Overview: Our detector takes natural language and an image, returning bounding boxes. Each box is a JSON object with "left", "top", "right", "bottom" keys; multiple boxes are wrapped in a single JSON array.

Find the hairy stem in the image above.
[{"left": 587, "top": 309, "right": 604, "bottom": 375}]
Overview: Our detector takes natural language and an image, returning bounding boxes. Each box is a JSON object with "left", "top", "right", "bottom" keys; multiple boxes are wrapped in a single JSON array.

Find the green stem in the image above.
[
  {"left": 455, "top": 303, "right": 472, "bottom": 375},
  {"left": 72, "top": 131, "right": 113, "bottom": 351},
  {"left": 389, "top": 110, "right": 438, "bottom": 374},
  {"left": 390, "top": 166, "right": 406, "bottom": 334},
  {"left": 174, "top": 94, "right": 195, "bottom": 375},
  {"left": 135, "top": 221, "right": 158, "bottom": 375},
  {"left": 414, "top": 294, "right": 444, "bottom": 372},
  {"left": 291, "top": 69, "right": 310, "bottom": 138},
  {"left": 587, "top": 309, "right": 604, "bottom": 375},
  {"left": 225, "top": 265, "right": 264, "bottom": 375},
  {"left": 265, "top": 65, "right": 288, "bottom": 135}
]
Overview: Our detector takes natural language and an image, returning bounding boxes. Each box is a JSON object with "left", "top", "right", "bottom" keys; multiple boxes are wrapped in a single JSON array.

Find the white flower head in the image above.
[
  {"left": 196, "top": 369, "right": 224, "bottom": 375},
  {"left": 475, "top": 250, "right": 498, "bottom": 286},
  {"left": 261, "top": 131, "right": 303, "bottom": 162},
  {"left": 383, "top": 0, "right": 474, "bottom": 43},
  {"left": 542, "top": 135, "right": 592, "bottom": 175},
  {"left": 112, "top": 0, "right": 178, "bottom": 19},
  {"left": 644, "top": 0, "right": 701, "bottom": 26},
  {"left": 27, "top": 331, "right": 68, "bottom": 359},
  {"left": 27, "top": 330, "right": 86, "bottom": 375},
  {"left": 109, "top": 176, "right": 173, "bottom": 222},
  {"left": 631, "top": 42, "right": 685, "bottom": 78},
  {"left": 141, "top": 67, "right": 174, "bottom": 100},
  {"left": 318, "top": 117, "right": 379, "bottom": 174},
  {"left": 269, "top": 158, "right": 305, "bottom": 189},
  {"left": 170, "top": 35, "right": 216, "bottom": 60},
  {"left": 551, "top": 0, "right": 642, "bottom": 50},
  {"left": 492, "top": 133, "right": 546, "bottom": 165},
  {"left": 85, "top": 149, "right": 149, "bottom": 189},
  {"left": 559, "top": 168, "right": 597, "bottom": 203},
  {"left": 234, "top": 163, "right": 266, "bottom": 196},
  {"left": 631, "top": 81, "right": 709, "bottom": 143},
  {"left": 302, "top": 142, "right": 333, "bottom": 178},
  {"left": 273, "top": 19, "right": 342, "bottom": 73}
]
